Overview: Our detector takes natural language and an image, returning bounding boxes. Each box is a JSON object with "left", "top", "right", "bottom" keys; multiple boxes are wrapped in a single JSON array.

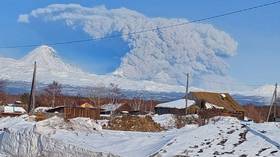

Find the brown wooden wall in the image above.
[
  {"left": 0, "top": 112, "right": 23, "bottom": 117},
  {"left": 64, "top": 107, "right": 100, "bottom": 120},
  {"left": 198, "top": 109, "right": 244, "bottom": 120},
  {"left": 155, "top": 107, "right": 186, "bottom": 115}
]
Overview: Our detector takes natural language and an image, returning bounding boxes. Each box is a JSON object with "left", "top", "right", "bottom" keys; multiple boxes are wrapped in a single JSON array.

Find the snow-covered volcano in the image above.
[
  {"left": 0, "top": 45, "right": 276, "bottom": 101},
  {"left": 0, "top": 45, "right": 85, "bottom": 83},
  {"left": 0, "top": 45, "right": 185, "bottom": 92},
  {"left": 20, "top": 45, "right": 83, "bottom": 73}
]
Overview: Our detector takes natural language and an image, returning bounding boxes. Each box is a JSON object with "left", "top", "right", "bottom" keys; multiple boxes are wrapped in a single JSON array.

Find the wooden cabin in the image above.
[{"left": 189, "top": 92, "right": 245, "bottom": 120}]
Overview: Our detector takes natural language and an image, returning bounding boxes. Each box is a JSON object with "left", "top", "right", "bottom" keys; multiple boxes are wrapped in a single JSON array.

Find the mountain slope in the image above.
[
  {"left": 0, "top": 45, "right": 86, "bottom": 83},
  {"left": 0, "top": 45, "right": 185, "bottom": 92},
  {"left": 20, "top": 45, "right": 83, "bottom": 73},
  {"left": 0, "top": 45, "right": 275, "bottom": 100}
]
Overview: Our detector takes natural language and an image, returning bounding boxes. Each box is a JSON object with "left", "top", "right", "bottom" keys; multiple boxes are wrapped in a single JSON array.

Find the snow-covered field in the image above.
[{"left": 0, "top": 115, "right": 280, "bottom": 157}]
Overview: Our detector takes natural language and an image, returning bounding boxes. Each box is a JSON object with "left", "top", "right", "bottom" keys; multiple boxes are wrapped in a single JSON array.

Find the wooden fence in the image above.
[
  {"left": 64, "top": 107, "right": 100, "bottom": 120},
  {"left": 0, "top": 112, "right": 23, "bottom": 117}
]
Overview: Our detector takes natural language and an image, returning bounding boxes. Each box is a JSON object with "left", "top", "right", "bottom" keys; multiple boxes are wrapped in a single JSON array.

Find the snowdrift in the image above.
[
  {"left": 0, "top": 116, "right": 115, "bottom": 157},
  {"left": 0, "top": 115, "right": 280, "bottom": 157}
]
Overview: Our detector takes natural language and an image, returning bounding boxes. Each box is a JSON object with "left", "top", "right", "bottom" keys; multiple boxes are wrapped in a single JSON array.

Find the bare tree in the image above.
[
  {"left": 131, "top": 92, "right": 144, "bottom": 111},
  {"left": 108, "top": 83, "right": 122, "bottom": 104},
  {"left": 44, "top": 81, "right": 62, "bottom": 107},
  {"left": 88, "top": 86, "right": 106, "bottom": 107}
]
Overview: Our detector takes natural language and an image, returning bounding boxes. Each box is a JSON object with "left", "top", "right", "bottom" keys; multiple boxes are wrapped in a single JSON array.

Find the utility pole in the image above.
[
  {"left": 273, "top": 83, "right": 278, "bottom": 120},
  {"left": 267, "top": 83, "right": 278, "bottom": 122},
  {"left": 28, "top": 61, "right": 37, "bottom": 113},
  {"left": 52, "top": 88, "right": 55, "bottom": 108},
  {"left": 185, "top": 73, "right": 189, "bottom": 114}
]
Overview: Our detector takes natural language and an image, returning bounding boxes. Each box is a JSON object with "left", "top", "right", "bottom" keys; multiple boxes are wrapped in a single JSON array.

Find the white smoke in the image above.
[{"left": 18, "top": 4, "right": 238, "bottom": 87}]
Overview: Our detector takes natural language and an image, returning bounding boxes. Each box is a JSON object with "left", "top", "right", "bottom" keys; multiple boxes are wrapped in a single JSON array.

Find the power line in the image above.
[{"left": 1, "top": 0, "right": 280, "bottom": 49}]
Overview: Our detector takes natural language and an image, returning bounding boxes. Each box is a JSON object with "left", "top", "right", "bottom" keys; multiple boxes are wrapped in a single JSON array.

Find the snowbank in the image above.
[
  {"left": 152, "top": 114, "right": 176, "bottom": 129},
  {"left": 1, "top": 115, "right": 280, "bottom": 157},
  {"left": 36, "top": 116, "right": 102, "bottom": 133},
  {"left": 69, "top": 117, "right": 102, "bottom": 132},
  {"left": 0, "top": 116, "right": 113, "bottom": 157}
]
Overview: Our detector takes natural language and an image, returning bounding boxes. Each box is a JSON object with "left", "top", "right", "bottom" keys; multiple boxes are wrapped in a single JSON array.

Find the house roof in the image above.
[
  {"left": 101, "top": 103, "right": 122, "bottom": 112},
  {"left": 46, "top": 106, "right": 65, "bottom": 113},
  {"left": 3, "top": 106, "right": 26, "bottom": 113},
  {"left": 190, "top": 92, "right": 245, "bottom": 112},
  {"left": 156, "top": 99, "right": 195, "bottom": 109},
  {"left": 80, "top": 103, "right": 94, "bottom": 108}
]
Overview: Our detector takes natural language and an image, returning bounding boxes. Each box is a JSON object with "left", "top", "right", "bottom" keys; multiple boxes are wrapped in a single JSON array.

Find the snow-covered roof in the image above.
[
  {"left": 156, "top": 99, "right": 195, "bottom": 109},
  {"left": 80, "top": 103, "right": 94, "bottom": 108},
  {"left": 101, "top": 103, "right": 122, "bottom": 112},
  {"left": 205, "top": 102, "right": 224, "bottom": 110},
  {"left": 3, "top": 106, "right": 26, "bottom": 113},
  {"left": 34, "top": 107, "right": 52, "bottom": 113},
  {"left": 190, "top": 92, "right": 244, "bottom": 112}
]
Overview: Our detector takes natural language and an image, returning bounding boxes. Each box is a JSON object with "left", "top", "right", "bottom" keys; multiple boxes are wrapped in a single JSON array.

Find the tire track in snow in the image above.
[{"left": 244, "top": 124, "right": 280, "bottom": 150}]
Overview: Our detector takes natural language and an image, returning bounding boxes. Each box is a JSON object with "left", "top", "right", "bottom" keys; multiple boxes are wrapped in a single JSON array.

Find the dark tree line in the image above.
[
  {"left": 15, "top": 81, "right": 124, "bottom": 109},
  {"left": 0, "top": 80, "right": 6, "bottom": 105}
]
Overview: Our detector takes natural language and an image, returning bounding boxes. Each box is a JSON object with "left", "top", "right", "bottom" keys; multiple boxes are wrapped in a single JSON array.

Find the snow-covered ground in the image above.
[
  {"left": 155, "top": 117, "right": 280, "bottom": 157},
  {"left": 152, "top": 114, "right": 177, "bottom": 129},
  {"left": 0, "top": 115, "right": 280, "bottom": 157}
]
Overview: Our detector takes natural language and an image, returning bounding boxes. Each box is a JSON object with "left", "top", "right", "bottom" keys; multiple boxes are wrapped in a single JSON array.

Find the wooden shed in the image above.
[{"left": 189, "top": 92, "right": 245, "bottom": 120}]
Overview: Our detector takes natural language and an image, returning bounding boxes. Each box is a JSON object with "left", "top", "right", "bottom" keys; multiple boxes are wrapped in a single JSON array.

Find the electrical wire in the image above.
[{"left": 0, "top": 0, "right": 280, "bottom": 49}]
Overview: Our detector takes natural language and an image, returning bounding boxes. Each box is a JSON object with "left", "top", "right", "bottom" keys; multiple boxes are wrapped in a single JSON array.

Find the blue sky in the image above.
[{"left": 0, "top": 0, "right": 279, "bottom": 85}]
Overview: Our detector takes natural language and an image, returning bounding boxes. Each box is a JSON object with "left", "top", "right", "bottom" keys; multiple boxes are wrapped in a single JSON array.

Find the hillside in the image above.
[
  {"left": 0, "top": 45, "right": 184, "bottom": 93},
  {"left": 0, "top": 116, "right": 279, "bottom": 157}
]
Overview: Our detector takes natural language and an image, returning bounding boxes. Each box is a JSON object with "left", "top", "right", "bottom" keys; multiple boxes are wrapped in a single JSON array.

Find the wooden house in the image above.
[{"left": 189, "top": 92, "right": 245, "bottom": 120}]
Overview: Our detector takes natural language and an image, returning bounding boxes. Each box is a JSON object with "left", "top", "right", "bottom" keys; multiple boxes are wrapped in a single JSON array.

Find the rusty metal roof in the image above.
[{"left": 190, "top": 92, "right": 245, "bottom": 112}]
